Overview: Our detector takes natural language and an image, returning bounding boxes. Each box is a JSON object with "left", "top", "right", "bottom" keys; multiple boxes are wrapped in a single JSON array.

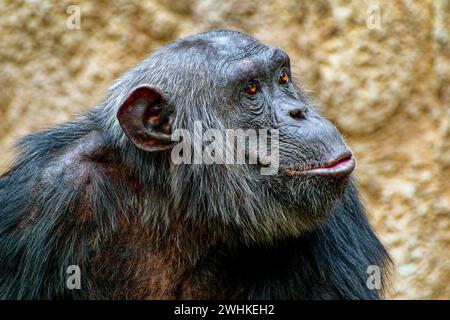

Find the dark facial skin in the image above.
[{"left": 215, "top": 38, "right": 353, "bottom": 173}]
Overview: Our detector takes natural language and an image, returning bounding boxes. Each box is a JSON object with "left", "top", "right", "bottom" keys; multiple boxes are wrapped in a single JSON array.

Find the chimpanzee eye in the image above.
[
  {"left": 279, "top": 69, "right": 289, "bottom": 85},
  {"left": 244, "top": 82, "right": 258, "bottom": 95}
]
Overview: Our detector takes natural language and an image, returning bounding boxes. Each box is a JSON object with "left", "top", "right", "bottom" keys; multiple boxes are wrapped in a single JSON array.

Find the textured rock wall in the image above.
[{"left": 0, "top": 0, "right": 449, "bottom": 299}]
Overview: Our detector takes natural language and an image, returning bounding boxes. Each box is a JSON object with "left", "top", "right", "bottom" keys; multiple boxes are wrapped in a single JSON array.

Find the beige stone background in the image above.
[{"left": 0, "top": 0, "right": 449, "bottom": 299}]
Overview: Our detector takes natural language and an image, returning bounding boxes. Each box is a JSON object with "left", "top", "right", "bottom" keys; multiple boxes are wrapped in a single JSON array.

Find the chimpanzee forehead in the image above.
[
  {"left": 166, "top": 31, "right": 290, "bottom": 81},
  {"left": 172, "top": 31, "right": 271, "bottom": 60},
  {"left": 210, "top": 35, "right": 266, "bottom": 55},
  {"left": 217, "top": 45, "right": 290, "bottom": 81},
  {"left": 207, "top": 33, "right": 277, "bottom": 62}
]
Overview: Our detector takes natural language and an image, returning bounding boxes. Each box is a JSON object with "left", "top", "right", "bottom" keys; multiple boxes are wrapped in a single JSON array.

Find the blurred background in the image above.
[{"left": 0, "top": 0, "right": 449, "bottom": 299}]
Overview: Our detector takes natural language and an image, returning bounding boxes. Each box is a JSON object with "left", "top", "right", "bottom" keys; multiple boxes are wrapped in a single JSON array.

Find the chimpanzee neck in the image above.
[{"left": 88, "top": 208, "right": 249, "bottom": 299}]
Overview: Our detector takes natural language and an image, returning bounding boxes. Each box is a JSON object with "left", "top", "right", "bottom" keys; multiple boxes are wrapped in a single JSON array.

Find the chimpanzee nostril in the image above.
[{"left": 289, "top": 109, "right": 306, "bottom": 120}]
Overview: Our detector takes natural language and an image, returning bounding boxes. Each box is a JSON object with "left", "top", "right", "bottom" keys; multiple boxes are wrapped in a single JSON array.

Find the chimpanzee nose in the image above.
[
  {"left": 273, "top": 96, "right": 309, "bottom": 126},
  {"left": 289, "top": 108, "right": 306, "bottom": 120}
]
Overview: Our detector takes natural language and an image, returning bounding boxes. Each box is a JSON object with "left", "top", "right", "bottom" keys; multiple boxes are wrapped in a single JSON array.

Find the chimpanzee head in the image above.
[{"left": 112, "top": 30, "right": 355, "bottom": 243}]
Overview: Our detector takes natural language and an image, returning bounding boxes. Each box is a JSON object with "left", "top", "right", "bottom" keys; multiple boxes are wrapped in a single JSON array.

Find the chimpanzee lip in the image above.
[{"left": 284, "top": 152, "right": 355, "bottom": 177}]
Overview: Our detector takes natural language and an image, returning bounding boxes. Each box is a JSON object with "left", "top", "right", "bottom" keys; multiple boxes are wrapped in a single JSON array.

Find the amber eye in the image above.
[
  {"left": 245, "top": 82, "right": 258, "bottom": 95},
  {"left": 279, "top": 70, "right": 289, "bottom": 84}
]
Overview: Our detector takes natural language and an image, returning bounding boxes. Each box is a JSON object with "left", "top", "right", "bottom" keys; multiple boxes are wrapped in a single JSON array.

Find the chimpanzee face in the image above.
[{"left": 117, "top": 30, "right": 355, "bottom": 240}]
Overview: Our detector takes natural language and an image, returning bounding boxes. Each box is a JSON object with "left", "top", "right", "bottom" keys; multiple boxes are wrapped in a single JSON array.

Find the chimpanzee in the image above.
[{"left": 0, "top": 30, "right": 391, "bottom": 299}]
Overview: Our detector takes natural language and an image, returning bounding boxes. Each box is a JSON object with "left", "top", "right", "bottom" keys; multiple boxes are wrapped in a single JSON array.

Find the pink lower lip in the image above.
[
  {"left": 285, "top": 156, "right": 355, "bottom": 177},
  {"left": 325, "top": 157, "right": 352, "bottom": 169}
]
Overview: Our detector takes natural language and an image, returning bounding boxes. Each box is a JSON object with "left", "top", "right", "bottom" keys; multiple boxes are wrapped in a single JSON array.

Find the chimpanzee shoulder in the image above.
[{"left": 0, "top": 112, "right": 130, "bottom": 299}]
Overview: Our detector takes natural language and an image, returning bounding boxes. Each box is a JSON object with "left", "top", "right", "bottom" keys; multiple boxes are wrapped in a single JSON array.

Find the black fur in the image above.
[{"left": 0, "top": 30, "right": 391, "bottom": 299}]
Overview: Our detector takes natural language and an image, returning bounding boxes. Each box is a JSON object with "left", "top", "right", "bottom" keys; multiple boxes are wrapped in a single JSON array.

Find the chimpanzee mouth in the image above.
[{"left": 284, "top": 153, "right": 355, "bottom": 177}]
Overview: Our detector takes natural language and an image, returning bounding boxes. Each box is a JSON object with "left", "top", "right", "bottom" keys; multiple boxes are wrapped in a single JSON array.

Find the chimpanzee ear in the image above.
[{"left": 117, "top": 85, "right": 175, "bottom": 152}]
